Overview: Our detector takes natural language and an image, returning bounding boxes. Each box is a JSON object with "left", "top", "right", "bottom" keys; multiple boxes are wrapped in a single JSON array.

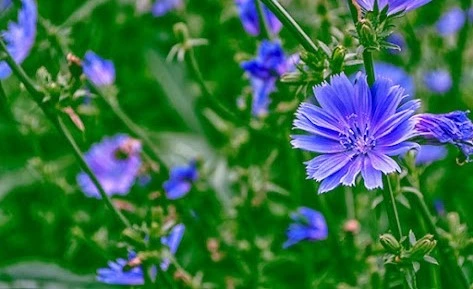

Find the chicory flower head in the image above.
[
  {"left": 374, "top": 62, "right": 415, "bottom": 97},
  {"left": 77, "top": 134, "right": 142, "bottom": 198},
  {"left": 0, "top": 0, "right": 37, "bottom": 79},
  {"left": 356, "top": 0, "right": 431, "bottom": 15},
  {"left": 423, "top": 70, "right": 452, "bottom": 94},
  {"left": 414, "top": 111, "right": 473, "bottom": 162},
  {"left": 163, "top": 161, "right": 198, "bottom": 200},
  {"left": 436, "top": 7, "right": 466, "bottom": 36},
  {"left": 83, "top": 51, "right": 116, "bottom": 87},
  {"left": 235, "top": 0, "right": 282, "bottom": 36},
  {"left": 97, "top": 224, "right": 185, "bottom": 285},
  {"left": 292, "top": 73, "right": 420, "bottom": 193},
  {"left": 152, "top": 0, "right": 182, "bottom": 17},
  {"left": 241, "top": 40, "right": 297, "bottom": 116},
  {"left": 284, "top": 207, "right": 328, "bottom": 248}
]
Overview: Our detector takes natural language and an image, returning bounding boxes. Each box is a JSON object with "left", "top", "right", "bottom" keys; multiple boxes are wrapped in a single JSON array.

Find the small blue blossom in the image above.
[
  {"left": 163, "top": 161, "right": 198, "bottom": 200},
  {"left": 423, "top": 70, "right": 452, "bottom": 94},
  {"left": 434, "top": 199, "right": 446, "bottom": 216},
  {"left": 374, "top": 62, "right": 415, "bottom": 97},
  {"left": 386, "top": 33, "right": 406, "bottom": 54},
  {"left": 0, "top": 0, "right": 37, "bottom": 79},
  {"left": 241, "top": 40, "right": 297, "bottom": 116},
  {"left": 415, "top": 145, "right": 447, "bottom": 165},
  {"left": 414, "top": 111, "right": 473, "bottom": 162},
  {"left": 436, "top": 7, "right": 466, "bottom": 36},
  {"left": 151, "top": 0, "right": 182, "bottom": 17},
  {"left": 97, "top": 224, "right": 185, "bottom": 285},
  {"left": 235, "top": 0, "right": 282, "bottom": 36},
  {"left": 97, "top": 252, "right": 146, "bottom": 285},
  {"left": 83, "top": 51, "right": 116, "bottom": 87},
  {"left": 356, "top": 0, "right": 431, "bottom": 15},
  {"left": 292, "top": 73, "right": 420, "bottom": 193},
  {"left": 284, "top": 207, "right": 328, "bottom": 248},
  {"left": 160, "top": 223, "right": 186, "bottom": 270},
  {"left": 77, "top": 134, "right": 142, "bottom": 198}
]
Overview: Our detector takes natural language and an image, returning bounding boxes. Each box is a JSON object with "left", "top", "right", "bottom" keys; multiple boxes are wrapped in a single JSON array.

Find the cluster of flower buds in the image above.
[{"left": 380, "top": 232, "right": 438, "bottom": 266}]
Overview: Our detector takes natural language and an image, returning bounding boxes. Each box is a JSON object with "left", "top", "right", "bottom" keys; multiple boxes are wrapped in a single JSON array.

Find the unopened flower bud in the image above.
[
  {"left": 359, "top": 19, "right": 377, "bottom": 48},
  {"left": 379, "top": 233, "right": 401, "bottom": 253},
  {"left": 330, "top": 45, "right": 347, "bottom": 73},
  {"left": 410, "top": 234, "right": 437, "bottom": 259},
  {"left": 343, "top": 219, "right": 360, "bottom": 234},
  {"left": 122, "top": 228, "right": 146, "bottom": 249}
]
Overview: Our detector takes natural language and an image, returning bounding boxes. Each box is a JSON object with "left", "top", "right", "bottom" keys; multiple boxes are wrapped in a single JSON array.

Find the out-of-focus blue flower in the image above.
[
  {"left": 0, "top": 0, "right": 37, "bottom": 79},
  {"left": 77, "top": 134, "right": 142, "bottom": 198},
  {"left": 235, "top": 0, "right": 282, "bottom": 36},
  {"left": 97, "top": 252, "right": 146, "bottom": 285},
  {"left": 468, "top": 8, "right": 473, "bottom": 23},
  {"left": 434, "top": 199, "right": 446, "bottom": 216},
  {"left": 414, "top": 111, "right": 473, "bottom": 162},
  {"left": 83, "top": 51, "right": 116, "bottom": 87},
  {"left": 386, "top": 33, "right": 406, "bottom": 54},
  {"left": 374, "top": 62, "right": 415, "bottom": 97},
  {"left": 241, "top": 40, "right": 297, "bottom": 116},
  {"left": 415, "top": 145, "right": 447, "bottom": 165},
  {"left": 151, "top": 0, "right": 182, "bottom": 17},
  {"left": 356, "top": 0, "right": 431, "bottom": 15},
  {"left": 436, "top": 7, "right": 466, "bottom": 36},
  {"left": 284, "top": 207, "right": 328, "bottom": 248},
  {"left": 163, "top": 161, "right": 198, "bottom": 199},
  {"left": 160, "top": 223, "right": 186, "bottom": 270},
  {"left": 0, "top": 0, "right": 11, "bottom": 11},
  {"left": 423, "top": 70, "right": 452, "bottom": 94},
  {"left": 292, "top": 73, "right": 420, "bottom": 193},
  {"left": 97, "top": 224, "right": 185, "bottom": 285}
]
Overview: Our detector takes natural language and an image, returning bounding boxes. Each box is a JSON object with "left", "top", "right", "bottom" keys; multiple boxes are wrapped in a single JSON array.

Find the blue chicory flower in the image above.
[
  {"left": 423, "top": 69, "right": 452, "bottom": 94},
  {"left": 0, "top": 0, "right": 37, "bottom": 79},
  {"left": 83, "top": 51, "right": 116, "bottom": 87},
  {"left": 151, "top": 0, "right": 182, "bottom": 17},
  {"left": 374, "top": 62, "right": 415, "bottom": 97},
  {"left": 292, "top": 73, "right": 420, "bottom": 193},
  {"left": 235, "top": 0, "right": 282, "bottom": 36},
  {"left": 241, "top": 40, "right": 297, "bottom": 117},
  {"left": 356, "top": 0, "right": 431, "bottom": 15},
  {"left": 433, "top": 199, "right": 446, "bottom": 216},
  {"left": 77, "top": 134, "right": 142, "bottom": 198},
  {"left": 436, "top": 7, "right": 466, "bottom": 36},
  {"left": 415, "top": 145, "right": 448, "bottom": 165},
  {"left": 284, "top": 207, "right": 328, "bottom": 248},
  {"left": 414, "top": 111, "right": 473, "bottom": 162},
  {"left": 97, "top": 224, "right": 185, "bottom": 285},
  {"left": 163, "top": 161, "right": 198, "bottom": 200},
  {"left": 386, "top": 33, "right": 406, "bottom": 54}
]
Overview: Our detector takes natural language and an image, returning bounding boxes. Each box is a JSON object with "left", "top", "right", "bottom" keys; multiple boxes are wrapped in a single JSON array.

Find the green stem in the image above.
[
  {"left": 0, "top": 39, "right": 131, "bottom": 229},
  {"left": 384, "top": 176, "right": 418, "bottom": 289},
  {"left": 259, "top": 0, "right": 319, "bottom": 54},
  {"left": 256, "top": 0, "right": 271, "bottom": 40},
  {"left": 383, "top": 176, "right": 402, "bottom": 239},
  {"left": 60, "top": 0, "right": 108, "bottom": 28},
  {"left": 346, "top": 0, "right": 376, "bottom": 85},
  {"left": 0, "top": 80, "right": 13, "bottom": 121}
]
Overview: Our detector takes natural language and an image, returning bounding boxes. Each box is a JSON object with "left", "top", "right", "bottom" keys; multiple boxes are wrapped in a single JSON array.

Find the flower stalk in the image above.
[
  {"left": 0, "top": 39, "right": 131, "bottom": 229},
  {"left": 259, "top": 0, "right": 319, "bottom": 54}
]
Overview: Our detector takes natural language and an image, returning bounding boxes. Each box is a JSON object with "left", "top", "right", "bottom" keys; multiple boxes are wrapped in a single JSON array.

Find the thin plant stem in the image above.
[
  {"left": 346, "top": 0, "right": 376, "bottom": 85},
  {"left": 256, "top": 0, "right": 271, "bottom": 40},
  {"left": 0, "top": 39, "right": 131, "bottom": 229},
  {"left": 259, "top": 0, "right": 319, "bottom": 54},
  {"left": 383, "top": 176, "right": 402, "bottom": 239}
]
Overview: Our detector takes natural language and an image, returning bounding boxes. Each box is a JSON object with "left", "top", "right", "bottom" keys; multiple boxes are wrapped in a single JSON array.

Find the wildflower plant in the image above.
[{"left": 3, "top": 0, "right": 473, "bottom": 289}]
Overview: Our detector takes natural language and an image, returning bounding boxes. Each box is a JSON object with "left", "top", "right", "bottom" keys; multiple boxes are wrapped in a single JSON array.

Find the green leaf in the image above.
[{"left": 0, "top": 261, "right": 113, "bottom": 289}]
